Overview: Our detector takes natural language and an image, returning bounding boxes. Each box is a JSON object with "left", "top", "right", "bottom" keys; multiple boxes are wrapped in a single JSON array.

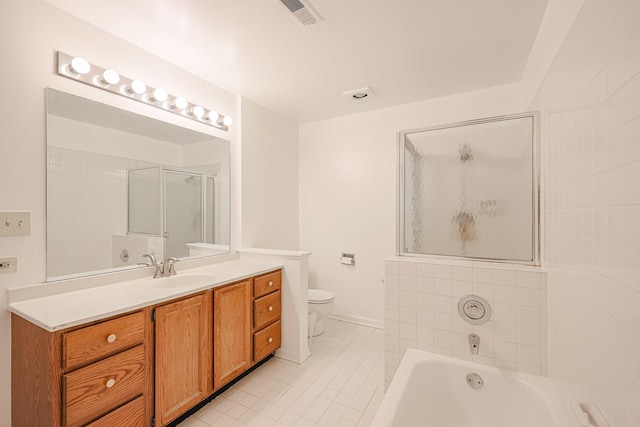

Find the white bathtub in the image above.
[{"left": 372, "top": 349, "right": 574, "bottom": 427}]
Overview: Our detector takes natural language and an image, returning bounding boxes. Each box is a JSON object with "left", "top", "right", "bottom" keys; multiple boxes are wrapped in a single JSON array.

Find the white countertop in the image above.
[{"left": 7, "top": 259, "right": 282, "bottom": 332}]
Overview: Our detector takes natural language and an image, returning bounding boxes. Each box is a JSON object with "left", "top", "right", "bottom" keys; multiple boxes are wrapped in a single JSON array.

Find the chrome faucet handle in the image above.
[
  {"left": 168, "top": 263, "right": 177, "bottom": 276},
  {"left": 142, "top": 254, "right": 164, "bottom": 278},
  {"left": 468, "top": 333, "right": 480, "bottom": 355},
  {"left": 142, "top": 253, "right": 157, "bottom": 266},
  {"left": 162, "top": 257, "right": 179, "bottom": 277}
]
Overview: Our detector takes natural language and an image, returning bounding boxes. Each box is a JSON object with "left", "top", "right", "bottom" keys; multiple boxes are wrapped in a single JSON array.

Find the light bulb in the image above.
[
  {"left": 207, "top": 110, "right": 219, "bottom": 122},
  {"left": 102, "top": 69, "right": 120, "bottom": 85},
  {"left": 69, "top": 57, "right": 90, "bottom": 75},
  {"left": 129, "top": 80, "right": 147, "bottom": 95},
  {"left": 191, "top": 105, "right": 205, "bottom": 118},
  {"left": 151, "top": 88, "right": 168, "bottom": 103},
  {"left": 222, "top": 116, "right": 233, "bottom": 126},
  {"left": 173, "top": 97, "right": 188, "bottom": 110}
]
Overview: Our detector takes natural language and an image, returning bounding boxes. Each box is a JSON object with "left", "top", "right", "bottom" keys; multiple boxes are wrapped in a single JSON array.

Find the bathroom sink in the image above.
[{"left": 150, "top": 273, "right": 213, "bottom": 289}]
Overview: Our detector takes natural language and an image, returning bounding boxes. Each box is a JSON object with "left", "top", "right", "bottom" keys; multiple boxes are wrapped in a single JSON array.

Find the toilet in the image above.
[{"left": 307, "top": 289, "right": 335, "bottom": 337}]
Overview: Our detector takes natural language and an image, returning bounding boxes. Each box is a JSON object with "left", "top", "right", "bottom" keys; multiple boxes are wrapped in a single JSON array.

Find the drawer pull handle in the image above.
[
  {"left": 106, "top": 378, "right": 116, "bottom": 388},
  {"left": 268, "top": 337, "right": 273, "bottom": 343},
  {"left": 107, "top": 334, "right": 117, "bottom": 343},
  {"left": 268, "top": 281, "right": 274, "bottom": 287},
  {"left": 268, "top": 306, "right": 273, "bottom": 312}
]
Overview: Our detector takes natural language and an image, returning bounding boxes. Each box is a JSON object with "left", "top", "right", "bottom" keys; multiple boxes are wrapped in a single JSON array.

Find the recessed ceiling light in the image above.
[{"left": 342, "top": 86, "right": 375, "bottom": 101}]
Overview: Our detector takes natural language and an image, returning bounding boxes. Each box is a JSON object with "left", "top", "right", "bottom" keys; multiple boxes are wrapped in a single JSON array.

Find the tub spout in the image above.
[{"left": 469, "top": 333, "right": 480, "bottom": 355}]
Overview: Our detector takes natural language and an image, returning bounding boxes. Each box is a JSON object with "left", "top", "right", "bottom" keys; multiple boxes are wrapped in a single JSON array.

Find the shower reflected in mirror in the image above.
[{"left": 46, "top": 89, "right": 230, "bottom": 281}]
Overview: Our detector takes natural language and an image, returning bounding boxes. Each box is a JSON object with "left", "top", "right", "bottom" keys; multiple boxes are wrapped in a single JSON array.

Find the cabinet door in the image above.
[
  {"left": 155, "top": 293, "right": 212, "bottom": 426},
  {"left": 213, "top": 280, "right": 252, "bottom": 389}
]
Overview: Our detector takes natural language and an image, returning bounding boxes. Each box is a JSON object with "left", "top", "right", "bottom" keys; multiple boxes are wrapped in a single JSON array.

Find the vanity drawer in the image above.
[
  {"left": 62, "top": 311, "right": 145, "bottom": 370},
  {"left": 254, "top": 291, "right": 281, "bottom": 330},
  {"left": 85, "top": 395, "right": 145, "bottom": 427},
  {"left": 254, "top": 270, "right": 281, "bottom": 298},
  {"left": 253, "top": 320, "right": 281, "bottom": 362},
  {"left": 63, "top": 345, "right": 145, "bottom": 427}
]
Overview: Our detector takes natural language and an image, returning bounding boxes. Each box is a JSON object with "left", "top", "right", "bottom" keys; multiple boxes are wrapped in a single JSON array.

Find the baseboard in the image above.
[
  {"left": 329, "top": 313, "right": 384, "bottom": 329},
  {"left": 275, "top": 348, "right": 311, "bottom": 364}
]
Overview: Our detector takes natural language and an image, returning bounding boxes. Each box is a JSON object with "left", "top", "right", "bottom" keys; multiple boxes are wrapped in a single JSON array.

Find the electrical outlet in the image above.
[
  {"left": 0, "top": 257, "right": 17, "bottom": 273},
  {"left": 0, "top": 212, "right": 31, "bottom": 236}
]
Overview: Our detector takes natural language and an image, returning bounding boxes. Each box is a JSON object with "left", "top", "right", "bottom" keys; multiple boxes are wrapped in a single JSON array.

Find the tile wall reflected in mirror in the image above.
[{"left": 46, "top": 89, "right": 230, "bottom": 280}]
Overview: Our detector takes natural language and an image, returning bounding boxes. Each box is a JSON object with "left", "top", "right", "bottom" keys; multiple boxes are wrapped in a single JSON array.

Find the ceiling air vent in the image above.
[{"left": 279, "top": 0, "right": 322, "bottom": 26}]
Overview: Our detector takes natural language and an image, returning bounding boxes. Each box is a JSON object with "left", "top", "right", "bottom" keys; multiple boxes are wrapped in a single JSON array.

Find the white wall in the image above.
[
  {"left": 0, "top": 1, "right": 237, "bottom": 424},
  {"left": 531, "top": 0, "right": 640, "bottom": 425},
  {"left": 299, "top": 83, "right": 525, "bottom": 327},
  {"left": 384, "top": 257, "right": 548, "bottom": 388},
  {"left": 47, "top": 115, "right": 184, "bottom": 164},
  {"left": 240, "top": 97, "right": 300, "bottom": 250},
  {"left": 47, "top": 147, "right": 150, "bottom": 277}
]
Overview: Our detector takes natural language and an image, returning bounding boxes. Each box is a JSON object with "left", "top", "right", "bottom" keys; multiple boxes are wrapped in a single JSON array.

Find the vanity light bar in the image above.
[{"left": 56, "top": 51, "right": 231, "bottom": 131}]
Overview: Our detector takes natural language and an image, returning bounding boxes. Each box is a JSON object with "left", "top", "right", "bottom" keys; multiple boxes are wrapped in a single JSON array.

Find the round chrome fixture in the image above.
[
  {"left": 458, "top": 295, "right": 491, "bottom": 325},
  {"left": 466, "top": 373, "right": 483, "bottom": 389}
]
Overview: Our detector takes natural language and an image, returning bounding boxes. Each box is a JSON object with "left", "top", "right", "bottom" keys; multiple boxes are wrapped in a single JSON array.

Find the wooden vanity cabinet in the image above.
[
  {"left": 212, "top": 270, "right": 282, "bottom": 390},
  {"left": 252, "top": 271, "right": 282, "bottom": 362},
  {"left": 11, "top": 308, "right": 153, "bottom": 427},
  {"left": 213, "top": 280, "right": 252, "bottom": 389},
  {"left": 11, "top": 268, "right": 282, "bottom": 427},
  {"left": 154, "top": 292, "right": 213, "bottom": 426}
]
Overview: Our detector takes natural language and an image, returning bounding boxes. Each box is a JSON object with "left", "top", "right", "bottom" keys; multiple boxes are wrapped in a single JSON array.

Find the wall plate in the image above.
[
  {"left": 0, "top": 212, "right": 31, "bottom": 236},
  {"left": 0, "top": 257, "right": 18, "bottom": 273}
]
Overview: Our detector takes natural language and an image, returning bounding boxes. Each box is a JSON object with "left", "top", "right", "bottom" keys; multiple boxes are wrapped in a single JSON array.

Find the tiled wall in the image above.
[
  {"left": 529, "top": 0, "right": 640, "bottom": 425},
  {"left": 47, "top": 147, "right": 152, "bottom": 277},
  {"left": 384, "top": 257, "right": 547, "bottom": 388}
]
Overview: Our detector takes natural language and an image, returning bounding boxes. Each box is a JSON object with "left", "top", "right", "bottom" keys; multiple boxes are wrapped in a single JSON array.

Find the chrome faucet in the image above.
[
  {"left": 160, "top": 257, "right": 179, "bottom": 277},
  {"left": 142, "top": 254, "right": 163, "bottom": 278},
  {"left": 469, "top": 333, "right": 480, "bottom": 355},
  {"left": 142, "top": 253, "right": 157, "bottom": 266}
]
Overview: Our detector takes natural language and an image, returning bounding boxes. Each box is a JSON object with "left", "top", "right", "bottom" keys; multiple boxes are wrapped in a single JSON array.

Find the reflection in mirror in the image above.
[{"left": 46, "top": 89, "right": 230, "bottom": 281}]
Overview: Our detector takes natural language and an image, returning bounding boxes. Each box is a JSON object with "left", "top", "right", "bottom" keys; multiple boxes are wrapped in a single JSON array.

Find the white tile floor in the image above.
[{"left": 180, "top": 319, "right": 385, "bottom": 427}]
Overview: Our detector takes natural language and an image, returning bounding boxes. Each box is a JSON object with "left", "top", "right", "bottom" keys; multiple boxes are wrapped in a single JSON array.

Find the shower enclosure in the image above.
[
  {"left": 398, "top": 112, "right": 539, "bottom": 264},
  {"left": 128, "top": 166, "right": 217, "bottom": 259}
]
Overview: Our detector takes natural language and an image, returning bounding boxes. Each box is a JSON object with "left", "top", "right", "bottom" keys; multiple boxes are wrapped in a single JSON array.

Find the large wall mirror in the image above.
[{"left": 46, "top": 88, "right": 230, "bottom": 281}]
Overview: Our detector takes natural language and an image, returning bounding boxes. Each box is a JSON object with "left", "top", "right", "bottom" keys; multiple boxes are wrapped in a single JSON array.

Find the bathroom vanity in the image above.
[{"left": 9, "top": 260, "right": 283, "bottom": 427}]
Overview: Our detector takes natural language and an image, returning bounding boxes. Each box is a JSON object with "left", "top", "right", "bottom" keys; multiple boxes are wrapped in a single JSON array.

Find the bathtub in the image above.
[{"left": 372, "top": 349, "right": 574, "bottom": 427}]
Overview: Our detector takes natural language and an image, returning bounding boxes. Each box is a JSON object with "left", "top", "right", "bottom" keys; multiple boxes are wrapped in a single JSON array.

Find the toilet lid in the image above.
[{"left": 308, "top": 289, "right": 335, "bottom": 303}]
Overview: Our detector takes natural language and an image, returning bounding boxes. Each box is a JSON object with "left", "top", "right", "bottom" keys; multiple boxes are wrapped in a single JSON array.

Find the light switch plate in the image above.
[
  {"left": 0, "top": 257, "right": 17, "bottom": 273},
  {"left": 0, "top": 212, "right": 31, "bottom": 236}
]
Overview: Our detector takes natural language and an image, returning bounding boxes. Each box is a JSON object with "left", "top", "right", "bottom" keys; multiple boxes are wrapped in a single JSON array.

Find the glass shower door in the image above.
[
  {"left": 400, "top": 113, "right": 538, "bottom": 263},
  {"left": 128, "top": 167, "right": 161, "bottom": 235},
  {"left": 164, "top": 171, "right": 202, "bottom": 258}
]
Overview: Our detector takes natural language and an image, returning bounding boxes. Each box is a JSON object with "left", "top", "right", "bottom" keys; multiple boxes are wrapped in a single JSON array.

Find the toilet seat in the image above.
[{"left": 308, "top": 289, "right": 335, "bottom": 304}]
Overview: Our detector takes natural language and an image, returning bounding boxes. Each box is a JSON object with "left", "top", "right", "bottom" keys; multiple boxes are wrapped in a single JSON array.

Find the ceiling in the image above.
[{"left": 45, "top": 0, "right": 549, "bottom": 123}]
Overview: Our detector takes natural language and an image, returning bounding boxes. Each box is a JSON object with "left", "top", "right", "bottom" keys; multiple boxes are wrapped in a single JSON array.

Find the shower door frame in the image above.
[
  {"left": 397, "top": 111, "right": 540, "bottom": 265},
  {"left": 126, "top": 166, "right": 216, "bottom": 258},
  {"left": 162, "top": 167, "right": 216, "bottom": 258}
]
